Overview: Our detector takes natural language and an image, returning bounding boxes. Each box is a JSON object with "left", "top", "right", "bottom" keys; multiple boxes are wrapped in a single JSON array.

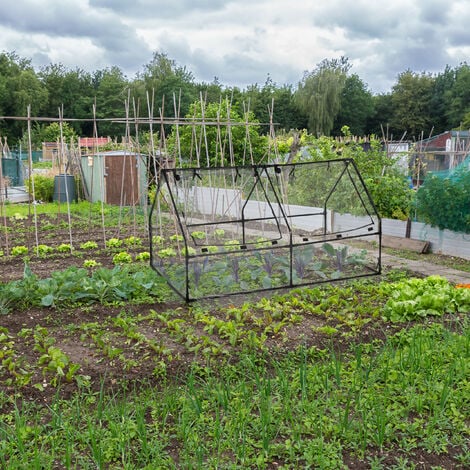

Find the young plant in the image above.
[
  {"left": 35, "top": 244, "right": 54, "bottom": 256},
  {"left": 106, "top": 238, "right": 123, "bottom": 249},
  {"left": 11, "top": 245, "right": 28, "bottom": 257},
  {"left": 158, "top": 247, "right": 177, "bottom": 258},
  {"left": 170, "top": 234, "right": 184, "bottom": 243},
  {"left": 80, "top": 241, "right": 99, "bottom": 250},
  {"left": 152, "top": 235, "right": 165, "bottom": 245},
  {"left": 124, "top": 236, "right": 142, "bottom": 247},
  {"left": 113, "top": 252, "right": 133, "bottom": 265},
  {"left": 182, "top": 246, "right": 197, "bottom": 256},
  {"left": 191, "top": 231, "right": 206, "bottom": 240},
  {"left": 135, "top": 251, "right": 151, "bottom": 262},
  {"left": 83, "top": 259, "right": 101, "bottom": 268},
  {"left": 57, "top": 243, "right": 72, "bottom": 253}
]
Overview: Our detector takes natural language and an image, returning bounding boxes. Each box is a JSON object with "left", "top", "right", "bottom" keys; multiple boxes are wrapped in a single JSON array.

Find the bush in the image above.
[
  {"left": 365, "top": 175, "right": 415, "bottom": 220},
  {"left": 26, "top": 174, "right": 55, "bottom": 202},
  {"left": 415, "top": 169, "right": 470, "bottom": 233}
]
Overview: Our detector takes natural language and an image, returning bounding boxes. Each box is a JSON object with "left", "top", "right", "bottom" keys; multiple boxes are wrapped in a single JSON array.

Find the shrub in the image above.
[
  {"left": 416, "top": 169, "right": 470, "bottom": 233},
  {"left": 365, "top": 175, "right": 415, "bottom": 220},
  {"left": 25, "top": 174, "right": 55, "bottom": 202}
]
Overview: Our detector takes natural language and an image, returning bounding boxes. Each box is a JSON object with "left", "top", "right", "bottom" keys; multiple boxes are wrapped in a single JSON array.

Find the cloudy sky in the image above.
[{"left": 1, "top": 0, "right": 469, "bottom": 94}]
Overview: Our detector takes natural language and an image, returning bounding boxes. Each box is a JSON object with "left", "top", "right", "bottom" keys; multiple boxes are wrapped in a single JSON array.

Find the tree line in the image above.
[{"left": 1, "top": 50, "right": 469, "bottom": 145}]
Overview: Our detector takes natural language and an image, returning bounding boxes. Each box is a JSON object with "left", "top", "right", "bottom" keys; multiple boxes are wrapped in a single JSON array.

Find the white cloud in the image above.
[{"left": 0, "top": 0, "right": 469, "bottom": 93}]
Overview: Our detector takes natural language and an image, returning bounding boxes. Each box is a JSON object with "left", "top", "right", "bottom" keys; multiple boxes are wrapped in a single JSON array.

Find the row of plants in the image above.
[
  {"left": 1, "top": 317, "right": 468, "bottom": 468},
  {"left": 155, "top": 240, "right": 373, "bottom": 299},
  {"left": 1, "top": 266, "right": 470, "bottom": 467},
  {"left": 0, "top": 263, "right": 170, "bottom": 314}
]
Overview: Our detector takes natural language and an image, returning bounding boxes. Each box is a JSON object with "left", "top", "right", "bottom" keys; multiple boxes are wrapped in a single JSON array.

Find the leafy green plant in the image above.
[
  {"left": 57, "top": 243, "right": 72, "bottom": 253},
  {"left": 152, "top": 235, "right": 165, "bottom": 245},
  {"left": 191, "top": 231, "right": 206, "bottom": 240},
  {"left": 83, "top": 259, "right": 101, "bottom": 268},
  {"left": 35, "top": 244, "right": 54, "bottom": 256},
  {"left": 416, "top": 168, "right": 470, "bottom": 233},
  {"left": 25, "top": 174, "right": 55, "bottom": 202},
  {"left": 135, "top": 251, "right": 150, "bottom": 262},
  {"left": 11, "top": 245, "right": 28, "bottom": 257},
  {"left": 112, "top": 251, "right": 133, "bottom": 265},
  {"left": 182, "top": 246, "right": 197, "bottom": 256},
  {"left": 124, "top": 236, "right": 142, "bottom": 247},
  {"left": 80, "top": 241, "right": 99, "bottom": 250},
  {"left": 158, "top": 247, "right": 177, "bottom": 258},
  {"left": 106, "top": 238, "right": 123, "bottom": 249},
  {"left": 381, "top": 275, "right": 470, "bottom": 322}
]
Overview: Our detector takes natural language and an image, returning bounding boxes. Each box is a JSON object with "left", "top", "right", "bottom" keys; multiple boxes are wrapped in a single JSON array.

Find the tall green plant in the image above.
[
  {"left": 25, "top": 174, "right": 55, "bottom": 202},
  {"left": 416, "top": 169, "right": 470, "bottom": 233}
]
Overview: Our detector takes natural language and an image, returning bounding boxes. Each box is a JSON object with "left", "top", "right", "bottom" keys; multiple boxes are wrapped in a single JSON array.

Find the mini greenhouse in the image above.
[{"left": 150, "top": 158, "right": 381, "bottom": 301}]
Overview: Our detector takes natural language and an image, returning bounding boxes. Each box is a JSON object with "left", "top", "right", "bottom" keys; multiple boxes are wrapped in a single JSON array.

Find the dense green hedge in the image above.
[{"left": 416, "top": 168, "right": 470, "bottom": 233}]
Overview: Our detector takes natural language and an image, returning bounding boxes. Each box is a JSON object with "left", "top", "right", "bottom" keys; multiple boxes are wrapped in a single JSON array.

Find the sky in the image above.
[{"left": 1, "top": 0, "right": 469, "bottom": 94}]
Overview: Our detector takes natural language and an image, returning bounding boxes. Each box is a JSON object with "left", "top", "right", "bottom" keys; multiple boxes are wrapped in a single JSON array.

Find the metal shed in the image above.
[{"left": 80, "top": 150, "right": 147, "bottom": 205}]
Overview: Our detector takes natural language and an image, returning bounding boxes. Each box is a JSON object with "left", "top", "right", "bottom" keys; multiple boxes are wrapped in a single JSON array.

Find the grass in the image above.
[{"left": 383, "top": 247, "right": 470, "bottom": 272}]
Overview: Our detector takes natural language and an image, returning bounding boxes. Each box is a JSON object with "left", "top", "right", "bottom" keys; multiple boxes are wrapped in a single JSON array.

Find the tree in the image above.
[
  {"left": 132, "top": 52, "right": 197, "bottom": 119},
  {"left": 93, "top": 66, "right": 129, "bottom": 137},
  {"left": 39, "top": 65, "right": 94, "bottom": 135},
  {"left": 332, "top": 74, "right": 374, "bottom": 136},
  {"left": 429, "top": 65, "right": 456, "bottom": 133},
  {"left": 294, "top": 57, "right": 350, "bottom": 136},
  {"left": 0, "top": 52, "right": 48, "bottom": 141},
  {"left": 390, "top": 70, "right": 434, "bottom": 138},
  {"left": 444, "top": 63, "right": 470, "bottom": 129},
  {"left": 196, "top": 77, "right": 223, "bottom": 105},
  {"left": 366, "top": 93, "right": 394, "bottom": 138}
]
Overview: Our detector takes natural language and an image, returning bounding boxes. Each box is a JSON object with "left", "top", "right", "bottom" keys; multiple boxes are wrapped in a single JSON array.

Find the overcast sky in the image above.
[{"left": 1, "top": 0, "right": 469, "bottom": 94}]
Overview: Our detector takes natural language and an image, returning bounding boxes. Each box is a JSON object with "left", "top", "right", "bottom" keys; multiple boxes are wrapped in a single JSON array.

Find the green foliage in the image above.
[
  {"left": 294, "top": 57, "right": 351, "bottom": 135},
  {"left": 35, "top": 244, "right": 54, "bottom": 257},
  {"left": 112, "top": 251, "right": 132, "bottom": 265},
  {"left": 80, "top": 241, "right": 98, "bottom": 250},
  {"left": 0, "top": 264, "right": 168, "bottom": 312},
  {"left": 333, "top": 74, "right": 374, "bottom": 135},
  {"left": 25, "top": 174, "right": 55, "bottom": 202},
  {"left": 11, "top": 245, "right": 28, "bottom": 257},
  {"left": 167, "top": 97, "right": 267, "bottom": 167},
  {"left": 416, "top": 168, "right": 470, "bottom": 233},
  {"left": 41, "top": 122, "right": 77, "bottom": 143},
  {"left": 365, "top": 175, "right": 414, "bottom": 219},
  {"left": 293, "top": 133, "right": 412, "bottom": 219},
  {"left": 381, "top": 275, "right": 470, "bottom": 322},
  {"left": 391, "top": 70, "right": 434, "bottom": 136},
  {"left": 105, "top": 237, "right": 123, "bottom": 249}
]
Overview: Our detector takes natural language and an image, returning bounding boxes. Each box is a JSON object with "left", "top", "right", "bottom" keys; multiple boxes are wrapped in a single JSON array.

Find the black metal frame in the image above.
[{"left": 150, "top": 158, "right": 382, "bottom": 301}]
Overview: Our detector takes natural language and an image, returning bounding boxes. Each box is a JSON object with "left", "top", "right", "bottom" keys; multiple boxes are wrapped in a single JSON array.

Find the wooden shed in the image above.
[{"left": 80, "top": 150, "right": 147, "bottom": 205}]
